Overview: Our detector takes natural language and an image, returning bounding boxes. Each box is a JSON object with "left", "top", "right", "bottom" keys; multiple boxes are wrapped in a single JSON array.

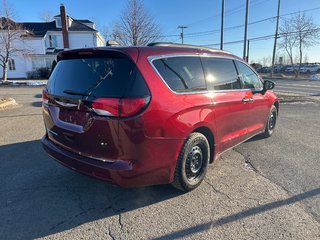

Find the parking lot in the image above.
[{"left": 0, "top": 85, "right": 319, "bottom": 239}]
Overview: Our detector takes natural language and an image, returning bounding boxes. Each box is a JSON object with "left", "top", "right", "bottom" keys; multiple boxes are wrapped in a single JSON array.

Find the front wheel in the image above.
[
  {"left": 261, "top": 105, "right": 277, "bottom": 138},
  {"left": 172, "top": 132, "right": 210, "bottom": 192}
]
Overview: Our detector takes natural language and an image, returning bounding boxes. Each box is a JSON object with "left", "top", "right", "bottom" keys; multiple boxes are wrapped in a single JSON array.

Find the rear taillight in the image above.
[
  {"left": 42, "top": 89, "right": 49, "bottom": 105},
  {"left": 92, "top": 97, "right": 150, "bottom": 117}
]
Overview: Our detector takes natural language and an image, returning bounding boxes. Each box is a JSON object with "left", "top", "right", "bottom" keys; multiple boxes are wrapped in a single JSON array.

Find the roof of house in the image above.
[
  {"left": 0, "top": 17, "right": 97, "bottom": 37},
  {"left": 0, "top": 17, "right": 17, "bottom": 28},
  {"left": 53, "top": 15, "right": 94, "bottom": 24}
]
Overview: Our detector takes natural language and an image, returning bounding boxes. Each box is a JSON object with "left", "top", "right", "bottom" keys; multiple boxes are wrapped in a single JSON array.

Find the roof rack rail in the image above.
[{"left": 147, "top": 42, "right": 230, "bottom": 54}]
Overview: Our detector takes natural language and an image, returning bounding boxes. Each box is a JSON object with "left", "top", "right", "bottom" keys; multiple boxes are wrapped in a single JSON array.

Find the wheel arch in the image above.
[
  {"left": 273, "top": 100, "right": 280, "bottom": 115},
  {"left": 192, "top": 126, "right": 215, "bottom": 163}
]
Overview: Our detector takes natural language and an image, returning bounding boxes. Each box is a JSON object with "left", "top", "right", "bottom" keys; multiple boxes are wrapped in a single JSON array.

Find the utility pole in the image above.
[
  {"left": 246, "top": 39, "right": 250, "bottom": 62},
  {"left": 178, "top": 26, "right": 187, "bottom": 44},
  {"left": 243, "top": 0, "right": 249, "bottom": 60},
  {"left": 220, "top": 0, "right": 225, "bottom": 50},
  {"left": 271, "top": 0, "right": 281, "bottom": 77}
]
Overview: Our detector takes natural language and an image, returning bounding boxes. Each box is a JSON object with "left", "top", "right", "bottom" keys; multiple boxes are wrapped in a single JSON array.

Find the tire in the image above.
[
  {"left": 261, "top": 105, "right": 277, "bottom": 138},
  {"left": 172, "top": 132, "right": 210, "bottom": 192}
]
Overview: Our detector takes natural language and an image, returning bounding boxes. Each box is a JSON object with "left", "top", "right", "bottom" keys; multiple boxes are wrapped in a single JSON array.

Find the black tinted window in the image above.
[
  {"left": 236, "top": 61, "right": 263, "bottom": 89},
  {"left": 153, "top": 57, "right": 206, "bottom": 92},
  {"left": 47, "top": 57, "right": 149, "bottom": 98},
  {"left": 202, "top": 58, "right": 241, "bottom": 90}
]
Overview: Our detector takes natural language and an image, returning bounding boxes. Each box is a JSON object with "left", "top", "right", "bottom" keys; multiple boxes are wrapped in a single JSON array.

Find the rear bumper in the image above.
[{"left": 42, "top": 135, "right": 179, "bottom": 187}]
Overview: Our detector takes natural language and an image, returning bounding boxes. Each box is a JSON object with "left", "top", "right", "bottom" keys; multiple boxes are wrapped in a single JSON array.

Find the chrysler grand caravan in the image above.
[{"left": 42, "top": 43, "right": 279, "bottom": 191}]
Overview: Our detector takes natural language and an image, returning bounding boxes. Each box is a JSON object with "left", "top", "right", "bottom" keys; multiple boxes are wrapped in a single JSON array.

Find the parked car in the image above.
[
  {"left": 257, "top": 67, "right": 271, "bottom": 73},
  {"left": 300, "top": 64, "right": 320, "bottom": 73},
  {"left": 42, "top": 43, "right": 279, "bottom": 191}
]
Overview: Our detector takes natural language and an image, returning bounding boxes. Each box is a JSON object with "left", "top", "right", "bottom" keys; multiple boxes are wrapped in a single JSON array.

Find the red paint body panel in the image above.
[{"left": 42, "top": 46, "right": 279, "bottom": 188}]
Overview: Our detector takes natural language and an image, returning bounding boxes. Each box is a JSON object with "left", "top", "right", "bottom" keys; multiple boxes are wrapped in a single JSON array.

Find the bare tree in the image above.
[
  {"left": 39, "top": 10, "right": 54, "bottom": 22},
  {"left": 0, "top": 0, "right": 30, "bottom": 81},
  {"left": 293, "top": 12, "right": 319, "bottom": 75},
  {"left": 112, "top": 0, "right": 161, "bottom": 46},
  {"left": 279, "top": 19, "right": 297, "bottom": 70},
  {"left": 279, "top": 13, "right": 319, "bottom": 77}
]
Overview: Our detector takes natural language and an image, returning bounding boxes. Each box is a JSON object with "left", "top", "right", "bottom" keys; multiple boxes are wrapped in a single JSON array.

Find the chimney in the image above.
[{"left": 60, "top": 4, "right": 69, "bottom": 49}]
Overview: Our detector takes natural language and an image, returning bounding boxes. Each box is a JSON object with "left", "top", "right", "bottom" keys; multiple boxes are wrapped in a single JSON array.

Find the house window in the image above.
[
  {"left": 8, "top": 59, "right": 15, "bottom": 71},
  {"left": 55, "top": 18, "right": 62, "bottom": 28},
  {"left": 49, "top": 35, "right": 58, "bottom": 48},
  {"left": 48, "top": 35, "right": 62, "bottom": 49}
]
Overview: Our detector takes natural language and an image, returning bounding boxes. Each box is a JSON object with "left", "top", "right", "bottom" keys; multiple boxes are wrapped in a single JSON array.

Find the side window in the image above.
[
  {"left": 201, "top": 58, "right": 241, "bottom": 90},
  {"left": 152, "top": 56, "right": 206, "bottom": 92},
  {"left": 236, "top": 61, "right": 263, "bottom": 89}
]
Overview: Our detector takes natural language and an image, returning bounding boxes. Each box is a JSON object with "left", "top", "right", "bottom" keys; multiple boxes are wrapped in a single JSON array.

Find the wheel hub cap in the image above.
[
  {"left": 189, "top": 146, "right": 203, "bottom": 175},
  {"left": 269, "top": 112, "right": 276, "bottom": 130}
]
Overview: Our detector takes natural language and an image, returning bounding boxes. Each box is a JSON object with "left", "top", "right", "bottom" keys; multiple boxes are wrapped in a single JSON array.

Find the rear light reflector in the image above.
[
  {"left": 92, "top": 97, "right": 150, "bottom": 117},
  {"left": 42, "top": 89, "right": 49, "bottom": 105}
]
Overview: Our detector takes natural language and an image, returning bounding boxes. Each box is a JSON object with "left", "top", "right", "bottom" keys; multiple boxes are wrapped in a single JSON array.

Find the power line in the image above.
[
  {"left": 162, "top": 0, "right": 271, "bottom": 38},
  {"left": 201, "top": 28, "right": 320, "bottom": 47},
  {"left": 160, "top": 6, "right": 320, "bottom": 40}
]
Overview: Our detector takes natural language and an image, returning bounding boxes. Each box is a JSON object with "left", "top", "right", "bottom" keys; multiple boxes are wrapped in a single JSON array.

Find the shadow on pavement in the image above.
[
  {"left": 31, "top": 101, "right": 42, "bottom": 107},
  {"left": 0, "top": 140, "right": 181, "bottom": 239},
  {"left": 153, "top": 187, "right": 320, "bottom": 240},
  {"left": 245, "top": 134, "right": 266, "bottom": 143}
]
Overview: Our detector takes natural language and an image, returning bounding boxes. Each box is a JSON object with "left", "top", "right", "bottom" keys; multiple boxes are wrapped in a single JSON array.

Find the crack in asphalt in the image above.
[
  {"left": 118, "top": 213, "right": 124, "bottom": 231},
  {"left": 205, "top": 180, "right": 232, "bottom": 200},
  {"left": 232, "top": 148, "right": 259, "bottom": 173},
  {"left": 104, "top": 191, "right": 126, "bottom": 239},
  {"left": 108, "top": 225, "right": 116, "bottom": 240}
]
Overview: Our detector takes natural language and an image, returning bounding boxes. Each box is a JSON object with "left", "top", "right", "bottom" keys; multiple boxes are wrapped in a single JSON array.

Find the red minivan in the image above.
[{"left": 42, "top": 43, "right": 279, "bottom": 191}]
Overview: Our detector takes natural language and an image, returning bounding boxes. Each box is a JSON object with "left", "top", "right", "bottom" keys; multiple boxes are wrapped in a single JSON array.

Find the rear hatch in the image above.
[{"left": 42, "top": 49, "right": 150, "bottom": 161}]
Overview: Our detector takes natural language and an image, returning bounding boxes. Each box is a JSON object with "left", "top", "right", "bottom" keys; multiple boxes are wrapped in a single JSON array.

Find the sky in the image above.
[{"left": 4, "top": 0, "right": 320, "bottom": 64}]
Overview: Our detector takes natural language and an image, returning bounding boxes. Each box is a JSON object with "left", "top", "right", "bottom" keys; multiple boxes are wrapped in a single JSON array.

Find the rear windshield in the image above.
[{"left": 47, "top": 57, "right": 149, "bottom": 98}]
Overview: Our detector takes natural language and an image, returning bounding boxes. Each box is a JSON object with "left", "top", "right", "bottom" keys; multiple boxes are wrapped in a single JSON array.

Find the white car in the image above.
[{"left": 301, "top": 64, "right": 320, "bottom": 73}]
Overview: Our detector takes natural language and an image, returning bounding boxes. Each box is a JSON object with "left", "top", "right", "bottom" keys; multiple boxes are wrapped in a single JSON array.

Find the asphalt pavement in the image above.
[
  {"left": 271, "top": 78, "right": 320, "bottom": 96},
  {"left": 0, "top": 86, "right": 319, "bottom": 239}
]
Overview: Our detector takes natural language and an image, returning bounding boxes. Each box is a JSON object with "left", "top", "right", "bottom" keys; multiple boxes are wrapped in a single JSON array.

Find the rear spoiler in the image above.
[{"left": 57, "top": 48, "right": 139, "bottom": 63}]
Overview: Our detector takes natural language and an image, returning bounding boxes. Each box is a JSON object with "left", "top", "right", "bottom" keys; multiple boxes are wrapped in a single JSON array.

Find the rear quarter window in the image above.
[{"left": 152, "top": 56, "right": 206, "bottom": 92}]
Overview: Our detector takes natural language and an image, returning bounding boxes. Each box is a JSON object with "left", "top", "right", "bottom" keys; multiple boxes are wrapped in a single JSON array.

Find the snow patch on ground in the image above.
[
  {"left": 1, "top": 81, "right": 47, "bottom": 86},
  {"left": 310, "top": 74, "right": 320, "bottom": 81},
  {"left": 11, "top": 81, "right": 47, "bottom": 86}
]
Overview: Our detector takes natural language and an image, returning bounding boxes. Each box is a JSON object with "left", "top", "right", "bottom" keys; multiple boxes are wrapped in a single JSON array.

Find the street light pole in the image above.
[
  {"left": 271, "top": 0, "right": 281, "bottom": 77},
  {"left": 220, "top": 0, "right": 225, "bottom": 50},
  {"left": 247, "top": 39, "right": 250, "bottom": 62},
  {"left": 178, "top": 25, "right": 187, "bottom": 44},
  {"left": 243, "top": 0, "right": 249, "bottom": 60}
]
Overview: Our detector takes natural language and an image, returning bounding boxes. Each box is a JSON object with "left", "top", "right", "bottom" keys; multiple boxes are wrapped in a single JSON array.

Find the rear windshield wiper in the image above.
[{"left": 63, "top": 90, "right": 90, "bottom": 96}]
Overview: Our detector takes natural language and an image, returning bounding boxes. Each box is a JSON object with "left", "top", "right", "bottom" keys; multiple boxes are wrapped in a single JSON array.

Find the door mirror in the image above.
[
  {"left": 264, "top": 80, "right": 275, "bottom": 90},
  {"left": 261, "top": 80, "right": 275, "bottom": 94}
]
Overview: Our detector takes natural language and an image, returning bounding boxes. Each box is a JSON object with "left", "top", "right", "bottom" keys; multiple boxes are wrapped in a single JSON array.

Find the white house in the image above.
[{"left": 0, "top": 4, "right": 105, "bottom": 79}]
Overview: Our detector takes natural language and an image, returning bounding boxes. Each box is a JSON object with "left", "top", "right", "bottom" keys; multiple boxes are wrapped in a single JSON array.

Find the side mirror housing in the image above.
[{"left": 261, "top": 80, "right": 275, "bottom": 94}]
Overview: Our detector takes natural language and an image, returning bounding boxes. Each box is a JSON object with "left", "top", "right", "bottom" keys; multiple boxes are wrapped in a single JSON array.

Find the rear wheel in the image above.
[
  {"left": 172, "top": 133, "right": 210, "bottom": 192},
  {"left": 261, "top": 105, "right": 277, "bottom": 138}
]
